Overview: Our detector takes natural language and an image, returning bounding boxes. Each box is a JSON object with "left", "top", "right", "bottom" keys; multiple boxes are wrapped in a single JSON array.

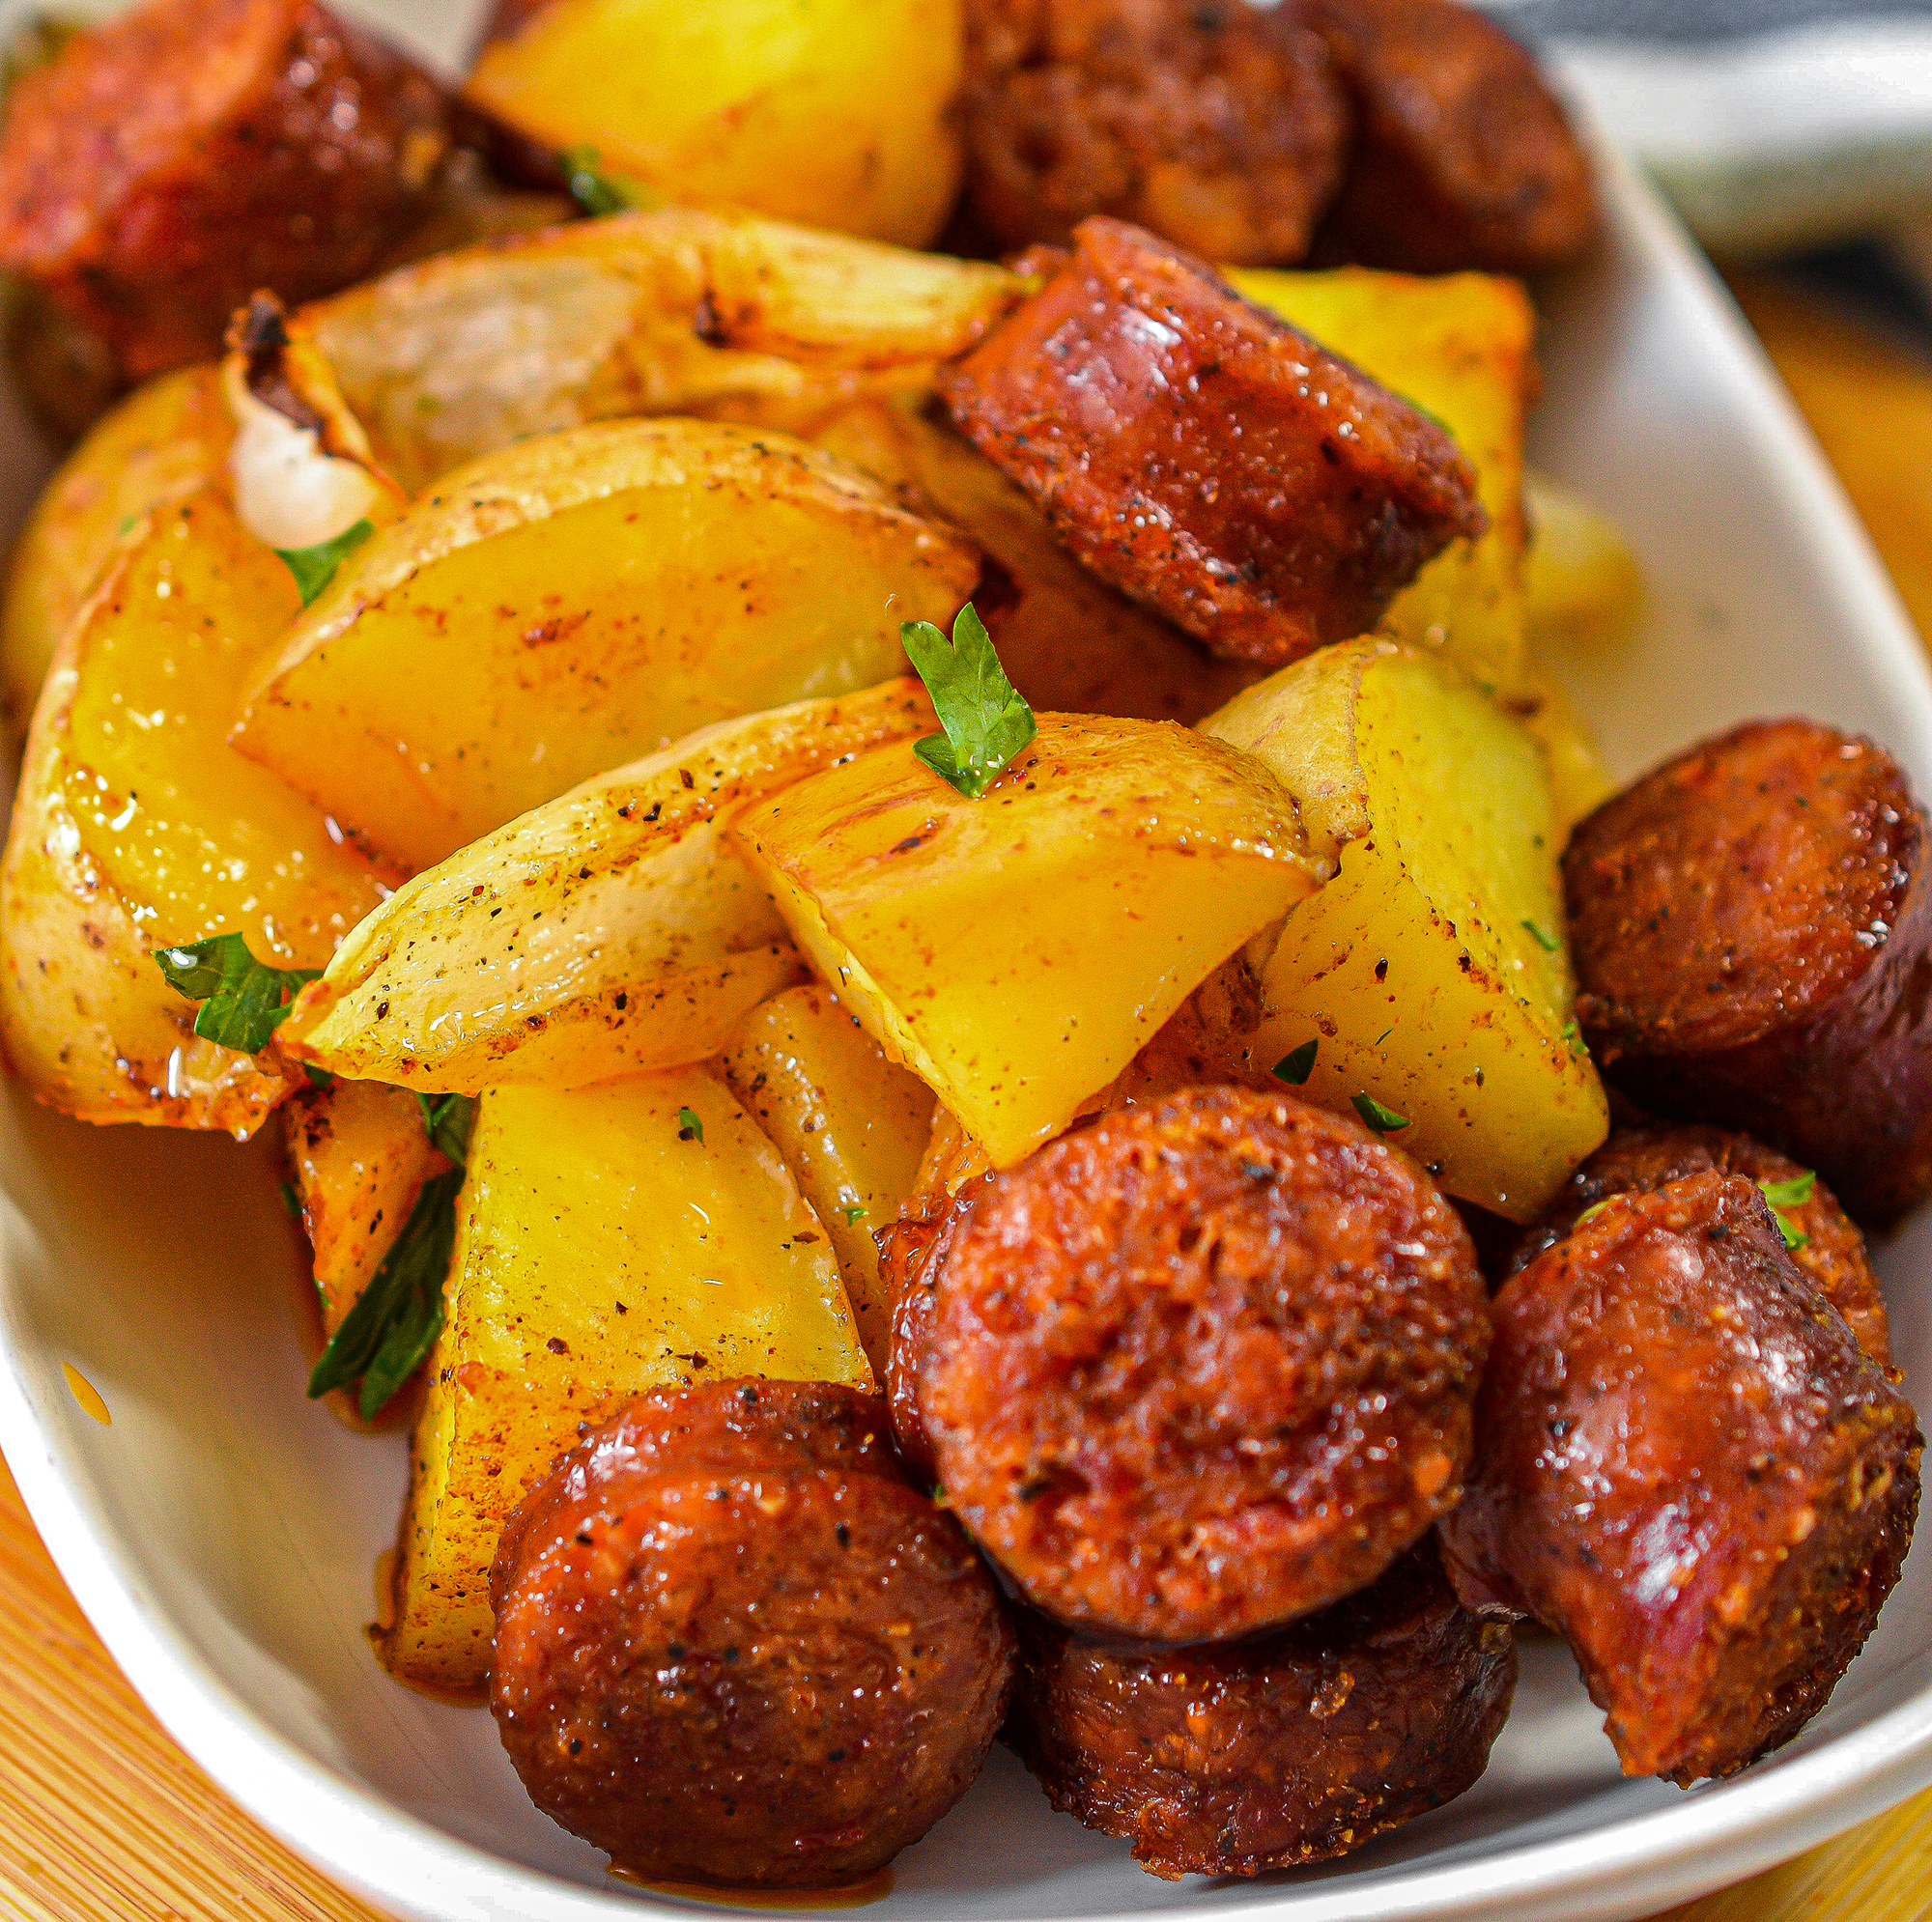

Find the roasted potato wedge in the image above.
[
  {"left": 231, "top": 418, "right": 979, "bottom": 871},
  {"left": 298, "top": 208, "right": 1021, "bottom": 492},
  {"left": 1204, "top": 637, "right": 1608, "bottom": 1220},
  {"left": 467, "top": 0, "right": 963, "bottom": 248},
  {"left": 814, "top": 399, "right": 1257, "bottom": 724},
  {"left": 1231, "top": 268, "right": 1535, "bottom": 692},
  {"left": 721, "top": 982, "right": 936, "bottom": 1370},
  {"left": 0, "top": 362, "right": 231, "bottom": 727},
  {"left": 0, "top": 490, "right": 389, "bottom": 1135},
  {"left": 279, "top": 683, "right": 936, "bottom": 1093},
  {"left": 381, "top": 1064, "right": 870, "bottom": 1693},
  {"left": 1524, "top": 468, "right": 1644, "bottom": 651},
  {"left": 730, "top": 714, "right": 1327, "bottom": 1168},
  {"left": 1501, "top": 650, "right": 1614, "bottom": 838}
]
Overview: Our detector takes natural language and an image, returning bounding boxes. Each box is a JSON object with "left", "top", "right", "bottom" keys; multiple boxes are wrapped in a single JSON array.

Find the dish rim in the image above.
[{"left": 1, "top": 151, "right": 1930, "bottom": 1922}]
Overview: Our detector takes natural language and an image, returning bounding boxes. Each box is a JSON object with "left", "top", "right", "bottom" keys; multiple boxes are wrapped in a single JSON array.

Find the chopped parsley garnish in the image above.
[
  {"left": 1575, "top": 1197, "right": 1612, "bottom": 1226},
  {"left": 274, "top": 519, "right": 374, "bottom": 609},
  {"left": 561, "top": 146, "right": 657, "bottom": 217},
  {"left": 278, "top": 1180, "right": 302, "bottom": 1220},
  {"left": 1560, "top": 1018, "right": 1587, "bottom": 1059},
  {"left": 840, "top": 1203, "right": 869, "bottom": 1224},
  {"left": 301, "top": 1062, "right": 335, "bottom": 1088},
  {"left": 416, "top": 1091, "right": 477, "bottom": 1166},
  {"left": 1521, "top": 919, "right": 1561, "bottom": 953},
  {"left": 1758, "top": 1170, "right": 1816, "bottom": 1251},
  {"left": 902, "top": 603, "right": 1037, "bottom": 800},
  {"left": 152, "top": 933, "right": 319, "bottom": 1055},
  {"left": 308, "top": 1167, "right": 461, "bottom": 1420},
  {"left": 1273, "top": 1038, "right": 1319, "bottom": 1086},
  {"left": 677, "top": 1106, "right": 705, "bottom": 1144},
  {"left": 1352, "top": 1092, "right": 1408, "bottom": 1135}
]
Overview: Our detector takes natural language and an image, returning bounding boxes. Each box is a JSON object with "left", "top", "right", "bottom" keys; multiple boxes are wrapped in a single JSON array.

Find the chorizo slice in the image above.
[
  {"left": 920, "top": 1086, "right": 1491, "bottom": 1643},
  {"left": 936, "top": 216, "right": 1485, "bottom": 665},
  {"left": 490, "top": 1379, "right": 1015, "bottom": 1889},
  {"left": 1439, "top": 1170, "right": 1920, "bottom": 1784},
  {"left": 958, "top": 0, "right": 1350, "bottom": 265},
  {"left": 1510, "top": 1123, "right": 1893, "bottom": 1368},
  {"left": 1009, "top": 1539, "right": 1516, "bottom": 1878},
  {"left": 1564, "top": 718, "right": 1932, "bottom": 1226},
  {"left": 0, "top": 0, "right": 453, "bottom": 382},
  {"left": 1300, "top": 0, "right": 1600, "bottom": 274}
]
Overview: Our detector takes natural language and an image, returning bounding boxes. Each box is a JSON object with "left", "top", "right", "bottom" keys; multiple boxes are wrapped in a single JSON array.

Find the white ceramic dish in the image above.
[{"left": 0, "top": 8, "right": 1928, "bottom": 1916}]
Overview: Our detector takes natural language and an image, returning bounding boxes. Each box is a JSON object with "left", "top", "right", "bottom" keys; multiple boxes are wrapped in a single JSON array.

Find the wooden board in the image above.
[{"left": 0, "top": 272, "right": 1927, "bottom": 1919}]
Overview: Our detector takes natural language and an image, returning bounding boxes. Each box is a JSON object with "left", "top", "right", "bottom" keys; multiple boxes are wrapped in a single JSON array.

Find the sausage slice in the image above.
[
  {"left": 491, "top": 1379, "right": 1015, "bottom": 1888},
  {"left": 921, "top": 1086, "right": 1491, "bottom": 1642},
  {"left": 936, "top": 216, "right": 1485, "bottom": 665},
  {"left": 0, "top": 0, "right": 453, "bottom": 382},
  {"left": 1439, "top": 1169, "right": 1920, "bottom": 1783},
  {"left": 959, "top": 0, "right": 1350, "bottom": 265},
  {"left": 1565, "top": 718, "right": 1932, "bottom": 1225},
  {"left": 1009, "top": 1540, "right": 1516, "bottom": 1878}
]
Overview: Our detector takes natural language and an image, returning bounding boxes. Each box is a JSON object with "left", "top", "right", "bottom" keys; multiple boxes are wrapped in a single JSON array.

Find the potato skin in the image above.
[
  {"left": 921, "top": 1087, "right": 1490, "bottom": 1642},
  {"left": 1565, "top": 719, "right": 1932, "bottom": 1226},
  {"left": 1302, "top": 0, "right": 1599, "bottom": 274},
  {"left": 1440, "top": 1170, "right": 1919, "bottom": 1784},
  {"left": 491, "top": 1379, "right": 1014, "bottom": 1888},
  {"left": 1008, "top": 1540, "right": 1516, "bottom": 1878},
  {"left": 0, "top": 0, "right": 452, "bottom": 382},
  {"left": 937, "top": 218, "right": 1485, "bottom": 664},
  {"left": 959, "top": 0, "right": 1350, "bottom": 264},
  {"left": 1508, "top": 1123, "right": 1893, "bottom": 1369}
]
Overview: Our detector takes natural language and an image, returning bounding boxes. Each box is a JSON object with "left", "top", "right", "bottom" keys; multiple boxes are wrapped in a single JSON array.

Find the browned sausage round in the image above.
[
  {"left": 936, "top": 216, "right": 1485, "bottom": 666},
  {"left": 1438, "top": 1169, "right": 1920, "bottom": 1783},
  {"left": 958, "top": 0, "right": 1350, "bottom": 265},
  {"left": 1510, "top": 1123, "right": 1893, "bottom": 1368},
  {"left": 920, "top": 1086, "right": 1491, "bottom": 1643},
  {"left": 1008, "top": 1539, "right": 1517, "bottom": 1878},
  {"left": 0, "top": 0, "right": 452, "bottom": 382},
  {"left": 1565, "top": 719, "right": 1932, "bottom": 1226},
  {"left": 490, "top": 1378, "right": 1015, "bottom": 1889},
  {"left": 1300, "top": 0, "right": 1600, "bottom": 274}
]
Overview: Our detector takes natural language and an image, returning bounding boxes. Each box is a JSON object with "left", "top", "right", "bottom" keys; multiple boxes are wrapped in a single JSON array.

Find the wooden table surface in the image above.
[{"left": 0, "top": 272, "right": 1930, "bottom": 1921}]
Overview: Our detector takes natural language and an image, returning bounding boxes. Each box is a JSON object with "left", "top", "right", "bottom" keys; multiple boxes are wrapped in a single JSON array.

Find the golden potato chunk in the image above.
[
  {"left": 231, "top": 418, "right": 980, "bottom": 870},
  {"left": 722, "top": 983, "right": 937, "bottom": 1371},
  {"left": 467, "top": 0, "right": 963, "bottom": 248},
  {"left": 0, "top": 490, "right": 389, "bottom": 1135},
  {"left": 382, "top": 1066, "right": 870, "bottom": 1694},
  {"left": 1204, "top": 638, "right": 1607, "bottom": 1220},
  {"left": 279, "top": 683, "right": 935, "bottom": 1094},
  {"left": 730, "top": 714, "right": 1326, "bottom": 1168}
]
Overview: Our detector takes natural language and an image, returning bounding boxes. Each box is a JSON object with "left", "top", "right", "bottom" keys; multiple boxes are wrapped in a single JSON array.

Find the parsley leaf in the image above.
[
  {"left": 561, "top": 145, "right": 657, "bottom": 216},
  {"left": 1758, "top": 1170, "right": 1816, "bottom": 1251},
  {"left": 1351, "top": 1092, "right": 1409, "bottom": 1135},
  {"left": 274, "top": 519, "right": 374, "bottom": 609},
  {"left": 278, "top": 1180, "right": 302, "bottom": 1220},
  {"left": 153, "top": 933, "right": 319, "bottom": 1055},
  {"left": 1575, "top": 1197, "right": 1612, "bottom": 1226},
  {"left": 415, "top": 1091, "right": 477, "bottom": 1166},
  {"left": 903, "top": 604, "right": 1037, "bottom": 800},
  {"left": 1273, "top": 1038, "right": 1319, "bottom": 1086},
  {"left": 1560, "top": 1018, "right": 1588, "bottom": 1059},
  {"left": 677, "top": 1106, "right": 705, "bottom": 1144},
  {"left": 1521, "top": 919, "right": 1561, "bottom": 953},
  {"left": 307, "top": 1166, "right": 461, "bottom": 1419},
  {"left": 840, "top": 1202, "right": 869, "bottom": 1224}
]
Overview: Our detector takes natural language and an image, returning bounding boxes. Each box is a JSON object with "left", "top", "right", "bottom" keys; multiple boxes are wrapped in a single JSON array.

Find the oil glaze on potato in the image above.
[
  {"left": 279, "top": 684, "right": 936, "bottom": 1094},
  {"left": 1204, "top": 638, "right": 1607, "bottom": 1220},
  {"left": 0, "top": 490, "right": 389, "bottom": 1135},
  {"left": 468, "top": 0, "right": 964, "bottom": 248},
  {"left": 230, "top": 419, "right": 979, "bottom": 871},
  {"left": 381, "top": 1066, "right": 870, "bottom": 1695},
  {"left": 730, "top": 715, "right": 1327, "bottom": 1168}
]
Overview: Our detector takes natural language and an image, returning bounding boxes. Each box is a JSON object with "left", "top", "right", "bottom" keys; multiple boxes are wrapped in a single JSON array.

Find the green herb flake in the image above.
[
  {"left": 1758, "top": 1170, "right": 1816, "bottom": 1251},
  {"left": 301, "top": 1061, "right": 335, "bottom": 1088},
  {"left": 1351, "top": 1092, "right": 1409, "bottom": 1135},
  {"left": 1575, "top": 1198, "right": 1612, "bottom": 1227},
  {"left": 561, "top": 145, "right": 658, "bottom": 217},
  {"left": 903, "top": 603, "right": 1037, "bottom": 800},
  {"left": 274, "top": 519, "right": 374, "bottom": 609},
  {"left": 278, "top": 1180, "right": 302, "bottom": 1221},
  {"left": 677, "top": 1106, "right": 705, "bottom": 1145},
  {"left": 308, "top": 1167, "right": 461, "bottom": 1420},
  {"left": 415, "top": 1091, "right": 477, "bottom": 1166},
  {"left": 840, "top": 1203, "right": 869, "bottom": 1225},
  {"left": 152, "top": 932, "right": 320, "bottom": 1055},
  {"left": 1560, "top": 1018, "right": 1588, "bottom": 1059},
  {"left": 1272, "top": 1038, "right": 1319, "bottom": 1086},
  {"left": 1521, "top": 919, "right": 1561, "bottom": 953}
]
